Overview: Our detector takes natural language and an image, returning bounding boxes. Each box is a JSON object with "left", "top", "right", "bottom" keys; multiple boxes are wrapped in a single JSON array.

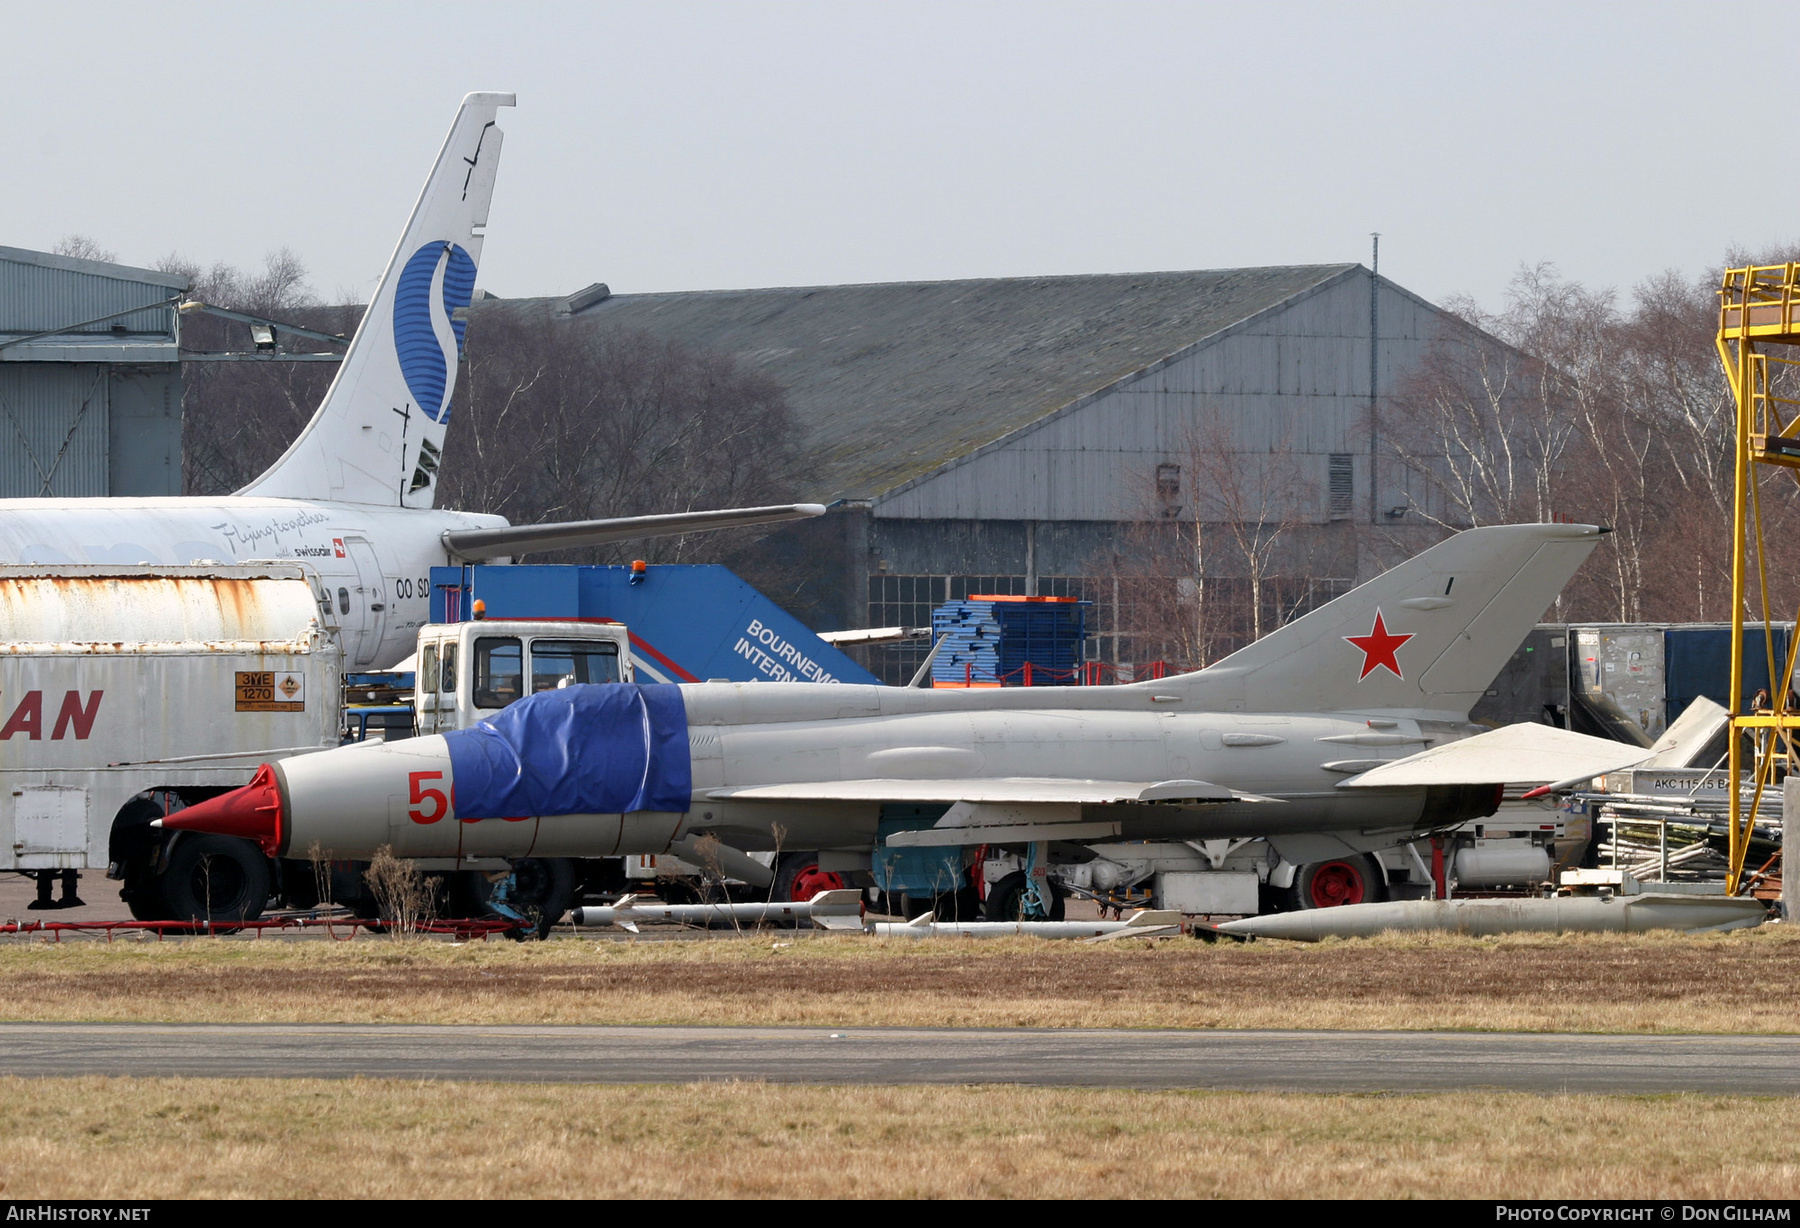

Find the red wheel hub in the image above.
[
  {"left": 788, "top": 863, "right": 845, "bottom": 901},
  {"left": 1308, "top": 861, "right": 1366, "bottom": 908}
]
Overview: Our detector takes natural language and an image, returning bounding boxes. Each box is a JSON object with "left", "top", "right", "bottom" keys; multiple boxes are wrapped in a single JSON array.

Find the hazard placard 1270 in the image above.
[{"left": 236, "top": 671, "right": 305, "bottom": 712}]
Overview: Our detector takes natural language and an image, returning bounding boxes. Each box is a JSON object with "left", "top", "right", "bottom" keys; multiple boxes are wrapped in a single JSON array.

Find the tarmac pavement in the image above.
[{"left": 0, "top": 1023, "right": 1791, "bottom": 1092}]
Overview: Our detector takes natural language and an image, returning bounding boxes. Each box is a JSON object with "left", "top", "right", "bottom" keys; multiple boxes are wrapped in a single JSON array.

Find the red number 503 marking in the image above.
[{"left": 408, "top": 770, "right": 448, "bottom": 824}]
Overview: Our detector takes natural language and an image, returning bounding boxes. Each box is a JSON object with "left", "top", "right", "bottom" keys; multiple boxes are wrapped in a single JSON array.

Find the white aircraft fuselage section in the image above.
[{"left": 0, "top": 497, "right": 505, "bottom": 666}]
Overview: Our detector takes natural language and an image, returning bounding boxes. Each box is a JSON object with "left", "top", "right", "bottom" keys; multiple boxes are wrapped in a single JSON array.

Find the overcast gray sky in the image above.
[{"left": 2, "top": 1, "right": 1792, "bottom": 313}]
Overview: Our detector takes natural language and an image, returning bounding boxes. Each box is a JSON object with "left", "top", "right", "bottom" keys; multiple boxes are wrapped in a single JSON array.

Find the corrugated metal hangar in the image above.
[
  {"left": 481, "top": 264, "right": 1481, "bottom": 680},
  {"left": 0, "top": 247, "right": 188, "bottom": 498}
]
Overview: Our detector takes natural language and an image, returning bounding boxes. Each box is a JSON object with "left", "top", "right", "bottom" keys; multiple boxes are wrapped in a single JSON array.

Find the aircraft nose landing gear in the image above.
[{"left": 461, "top": 858, "right": 577, "bottom": 939}]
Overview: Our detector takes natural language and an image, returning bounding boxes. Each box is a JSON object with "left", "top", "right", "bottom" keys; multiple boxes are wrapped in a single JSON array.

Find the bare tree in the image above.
[
  {"left": 441, "top": 307, "right": 804, "bottom": 575},
  {"left": 1554, "top": 382, "right": 1658, "bottom": 622},
  {"left": 1384, "top": 266, "right": 1604, "bottom": 529},
  {"left": 1619, "top": 268, "right": 1735, "bottom": 525},
  {"left": 1383, "top": 255, "right": 1800, "bottom": 627},
  {"left": 1181, "top": 412, "right": 1311, "bottom": 644},
  {"left": 1582, "top": 267, "right": 1737, "bottom": 623},
  {"left": 1089, "top": 408, "right": 1321, "bottom": 671},
  {"left": 162, "top": 249, "right": 357, "bottom": 495},
  {"left": 1093, "top": 518, "right": 1211, "bottom": 673},
  {"left": 52, "top": 235, "right": 119, "bottom": 264},
  {"left": 1657, "top": 246, "right": 1800, "bottom": 629}
]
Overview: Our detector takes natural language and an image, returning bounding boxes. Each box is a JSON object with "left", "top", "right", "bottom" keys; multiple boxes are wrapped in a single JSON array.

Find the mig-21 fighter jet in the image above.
[{"left": 161, "top": 522, "right": 1647, "bottom": 912}]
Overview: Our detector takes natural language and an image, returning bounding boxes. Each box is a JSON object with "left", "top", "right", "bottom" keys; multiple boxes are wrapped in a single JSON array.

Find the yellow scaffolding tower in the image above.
[{"left": 1716, "top": 264, "right": 1800, "bottom": 894}]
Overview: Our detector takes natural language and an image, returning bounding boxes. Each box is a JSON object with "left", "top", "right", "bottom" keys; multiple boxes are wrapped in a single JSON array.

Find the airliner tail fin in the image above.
[{"left": 239, "top": 92, "right": 515, "bottom": 507}]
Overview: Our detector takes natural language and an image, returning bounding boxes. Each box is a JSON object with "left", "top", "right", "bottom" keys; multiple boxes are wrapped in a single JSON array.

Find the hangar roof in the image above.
[
  {"left": 0, "top": 246, "right": 188, "bottom": 364},
  {"left": 477, "top": 264, "right": 1360, "bottom": 502}
]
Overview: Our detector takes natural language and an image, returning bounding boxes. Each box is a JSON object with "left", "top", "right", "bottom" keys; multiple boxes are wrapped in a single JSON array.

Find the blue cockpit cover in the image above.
[{"left": 445, "top": 684, "right": 692, "bottom": 818}]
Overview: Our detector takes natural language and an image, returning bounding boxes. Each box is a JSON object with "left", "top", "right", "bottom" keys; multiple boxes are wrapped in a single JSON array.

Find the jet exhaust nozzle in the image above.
[{"left": 158, "top": 763, "right": 285, "bottom": 857}]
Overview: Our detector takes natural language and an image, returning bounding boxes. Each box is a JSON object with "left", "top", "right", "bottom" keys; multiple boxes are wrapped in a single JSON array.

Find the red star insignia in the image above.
[{"left": 1344, "top": 609, "right": 1413, "bottom": 681}]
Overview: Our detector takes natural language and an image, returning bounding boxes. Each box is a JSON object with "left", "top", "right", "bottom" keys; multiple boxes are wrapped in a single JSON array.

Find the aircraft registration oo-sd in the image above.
[
  {"left": 0, "top": 92, "right": 822, "bottom": 669},
  {"left": 164, "top": 521, "right": 1650, "bottom": 869}
]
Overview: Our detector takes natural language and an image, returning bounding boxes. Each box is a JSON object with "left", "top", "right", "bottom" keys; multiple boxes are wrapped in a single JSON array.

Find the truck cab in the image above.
[{"left": 412, "top": 619, "right": 634, "bottom": 736}]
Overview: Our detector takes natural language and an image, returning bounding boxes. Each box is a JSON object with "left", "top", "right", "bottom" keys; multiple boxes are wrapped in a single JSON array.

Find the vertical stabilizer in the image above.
[
  {"left": 1162, "top": 524, "right": 1603, "bottom": 717},
  {"left": 238, "top": 92, "right": 515, "bottom": 507}
]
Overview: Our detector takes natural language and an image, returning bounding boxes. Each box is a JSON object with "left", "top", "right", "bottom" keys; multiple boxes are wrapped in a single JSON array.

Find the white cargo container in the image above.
[
  {"left": 0, "top": 564, "right": 341, "bottom": 916},
  {"left": 0, "top": 564, "right": 638, "bottom": 924}
]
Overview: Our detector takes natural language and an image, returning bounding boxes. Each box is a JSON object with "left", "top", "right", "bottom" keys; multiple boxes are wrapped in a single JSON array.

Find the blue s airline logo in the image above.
[{"left": 393, "top": 241, "right": 478, "bottom": 424}]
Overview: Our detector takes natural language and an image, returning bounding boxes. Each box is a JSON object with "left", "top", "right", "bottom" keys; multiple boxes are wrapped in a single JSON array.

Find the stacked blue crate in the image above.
[
  {"left": 930, "top": 596, "right": 1089, "bottom": 687},
  {"left": 930, "top": 599, "right": 1003, "bottom": 687},
  {"left": 995, "top": 599, "right": 1089, "bottom": 684}
]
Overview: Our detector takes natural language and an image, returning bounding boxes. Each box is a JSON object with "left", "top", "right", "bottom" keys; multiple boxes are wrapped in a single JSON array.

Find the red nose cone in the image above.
[{"left": 161, "top": 763, "right": 284, "bottom": 856}]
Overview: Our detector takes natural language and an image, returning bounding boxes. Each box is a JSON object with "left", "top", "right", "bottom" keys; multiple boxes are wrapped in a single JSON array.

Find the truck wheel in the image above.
[
  {"left": 982, "top": 871, "right": 1066, "bottom": 922},
  {"left": 107, "top": 798, "right": 165, "bottom": 880},
  {"left": 158, "top": 835, "right": 271, "bottom": 928},
  {"left": 1290, "top": 855, "right": 1384, "bottom": 909},
  {"left": 122, "top": 876, "right": 170, "bottom": 922},
  {"left": 772, "top": 853, "right": 845, "bottom": 903}
]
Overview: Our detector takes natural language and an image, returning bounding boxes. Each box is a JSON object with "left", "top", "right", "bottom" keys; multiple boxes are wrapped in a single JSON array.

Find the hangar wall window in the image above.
[
  {"left": 1328, "top": 454, "right": 1354, "bottom": 520},
  {"left": 867, "top": 574, "right": 948, "bottom": 632}
]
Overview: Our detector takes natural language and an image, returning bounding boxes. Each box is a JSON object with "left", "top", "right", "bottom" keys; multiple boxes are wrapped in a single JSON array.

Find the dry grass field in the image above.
[
  {"left": 0, "top": 1077, "right": 1791, "bottom": 1199},
  {"left": 0, "top": 923, "right": 1793, "bottom": 1032},
  {"left": 4, "top": 930, "right": 1797, "bottom": 1199}
]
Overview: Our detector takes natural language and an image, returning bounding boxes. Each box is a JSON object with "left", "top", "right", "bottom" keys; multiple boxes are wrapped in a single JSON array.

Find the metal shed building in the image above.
[
  {"left": 0, "top": 247, "right": 187, "bottom": 498},
  {"left": 478, "top": 264, "right": 1485, "bottom": 680}
]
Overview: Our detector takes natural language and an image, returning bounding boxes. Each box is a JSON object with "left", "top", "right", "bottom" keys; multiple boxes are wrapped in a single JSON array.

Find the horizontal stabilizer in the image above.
[
  {"left": 443, "top": 503, "right": 827, "bottom": 559},
  {"left": 706, "top": 777, "right": 1272, "bottom": 805},
  {"left": 1338, "top": 723, "right": 1649, "bottom": 789},
  {"left": 1635, "top": 696, "right": 1729, "bottom": 770}
]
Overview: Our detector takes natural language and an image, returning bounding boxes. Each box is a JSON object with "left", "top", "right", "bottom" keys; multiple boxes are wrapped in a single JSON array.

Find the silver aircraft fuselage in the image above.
[
  {"left": 161, "top": 523, "right": 1623, "bottom": 865},
  {"left": 259, "top": 679, "right": 1484, "bottom": 863}
]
